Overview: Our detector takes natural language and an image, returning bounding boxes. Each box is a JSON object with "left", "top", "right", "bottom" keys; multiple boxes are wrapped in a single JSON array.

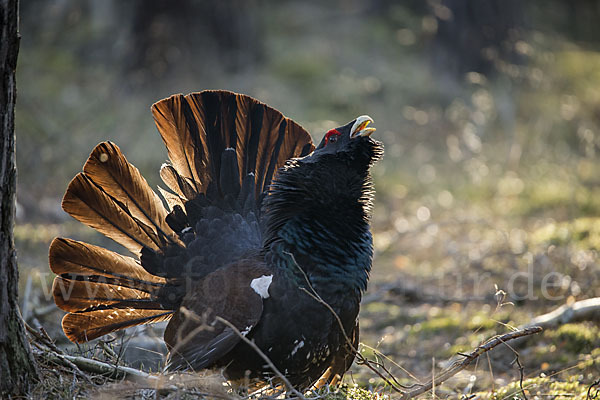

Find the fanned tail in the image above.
[
  {"left": 51, "top": 90, "right": 315, "bottom": 343},
  {"left": 151, "top": 90, "right": 315, "bottom": 215},
  {"left": 141, "top": 90, "right": 315, "bottom": 279},
  {"left": 54, "top": 141, "right": 181, "bottom": 342},
  {"left": 50, "top": 238, "right": 173, "bottom": 342}
]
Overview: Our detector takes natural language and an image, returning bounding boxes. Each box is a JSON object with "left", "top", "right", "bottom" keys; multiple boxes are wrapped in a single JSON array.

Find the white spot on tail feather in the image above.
[{"left": 250, "top": 275, "right": 273, "bottom": 299}]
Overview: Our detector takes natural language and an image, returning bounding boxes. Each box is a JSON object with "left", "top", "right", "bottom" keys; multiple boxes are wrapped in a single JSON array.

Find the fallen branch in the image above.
[
  {"left": 30, "top": 341, "right": 93, "bottom": 384},
  {"left": 43, "top": 351, "right": 157, "bottom": 381},
  {"left": 27, "top": 320, "right": 155, "bottom": 381},
  {"left": 401, "top": 326, "right": 542, "bottom": 399},
  {"left": 521, "top": 297, "right": 600, "bottom": 330}
]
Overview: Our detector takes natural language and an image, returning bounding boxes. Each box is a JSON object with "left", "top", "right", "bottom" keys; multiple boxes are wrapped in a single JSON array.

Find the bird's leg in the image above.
[
  {"left": 312, "top": 366, "right": 333, "bottom": 389},
  {"left": 329, "top": 373, "right": 342, "bottom": 386}
]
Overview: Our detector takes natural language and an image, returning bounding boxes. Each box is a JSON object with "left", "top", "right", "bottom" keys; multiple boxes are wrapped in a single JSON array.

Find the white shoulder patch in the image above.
[{"left": 250, "top": 275, "right": 273, "bottom": 299}]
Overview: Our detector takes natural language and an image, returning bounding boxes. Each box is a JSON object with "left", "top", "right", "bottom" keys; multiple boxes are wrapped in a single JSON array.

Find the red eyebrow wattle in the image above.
[{"left": 325, "top": 129, "right": 341, "bottom": 145}]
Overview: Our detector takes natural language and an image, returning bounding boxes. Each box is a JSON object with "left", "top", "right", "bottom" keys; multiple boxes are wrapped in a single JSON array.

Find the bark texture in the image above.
[{"left": 0, "top": 0, "right": 38, "bottom": 395}]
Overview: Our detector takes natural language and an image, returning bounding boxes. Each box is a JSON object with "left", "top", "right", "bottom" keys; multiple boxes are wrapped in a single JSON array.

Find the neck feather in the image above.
[{"left": 262, "top": 153, "right": 376, "bottom": 298}]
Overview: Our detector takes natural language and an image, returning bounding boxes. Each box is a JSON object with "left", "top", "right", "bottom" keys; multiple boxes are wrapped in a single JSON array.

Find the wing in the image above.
[{"left": 164, "top": 260, "right": 272, "bottom": 371}]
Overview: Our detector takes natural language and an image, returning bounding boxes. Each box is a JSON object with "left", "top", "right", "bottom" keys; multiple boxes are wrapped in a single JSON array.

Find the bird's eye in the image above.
[{"left": 324, "top": 129, "right": 341, "bottom": 146}]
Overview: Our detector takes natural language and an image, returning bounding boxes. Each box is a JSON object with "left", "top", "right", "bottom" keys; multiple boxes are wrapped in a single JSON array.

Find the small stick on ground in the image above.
[
  {"left": 401, "top": 326, "right": 542, "bottom": 400},
  {"left": 43, "top": 352, "right": 158, "bottom": 381},
  {"left": 521, "top": 297, "right": 600, "bottom": 330}
]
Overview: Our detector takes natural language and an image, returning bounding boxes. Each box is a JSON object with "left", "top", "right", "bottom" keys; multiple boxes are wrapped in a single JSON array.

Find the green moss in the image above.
[
  {"left": 466, "top": 313, "right": 499, "bottom": 330},
  {"left": 545, "top": 323, "right": 600, "bottom": 354},
  {"left": 577, "top": 347, "right": 600, "bottom": 370},
  {"left": 420, "top": 317, "right": 461, "bottom": 333},
  {"left": 312, "top": 384, "right": 384, "bottom": 400},
  {"left": 520, "top": 180, "right": 574, "bottom": 216},
  {"left": 476, "top": 376, "right": 590, "bottom": 400}
]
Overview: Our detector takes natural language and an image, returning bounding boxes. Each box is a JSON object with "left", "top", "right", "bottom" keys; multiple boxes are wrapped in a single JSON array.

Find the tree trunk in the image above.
[{"left": 0, "top": 0, "right": 38, "bottom": 396}]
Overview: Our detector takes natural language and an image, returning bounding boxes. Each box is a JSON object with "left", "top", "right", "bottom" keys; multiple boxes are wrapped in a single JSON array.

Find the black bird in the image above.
[{"left": 50, "top": 90, "right": 383, "bottom": 390}]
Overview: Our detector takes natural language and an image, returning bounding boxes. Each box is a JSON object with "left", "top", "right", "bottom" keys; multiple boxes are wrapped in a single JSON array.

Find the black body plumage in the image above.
[{"left": 50, "top": 90, "right": 382, "bottom": 390}]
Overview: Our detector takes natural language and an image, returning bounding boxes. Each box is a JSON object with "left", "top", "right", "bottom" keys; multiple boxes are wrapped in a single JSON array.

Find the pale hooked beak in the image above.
[{"left": 350, "top": 115, "right": 376, "bottom": 138}]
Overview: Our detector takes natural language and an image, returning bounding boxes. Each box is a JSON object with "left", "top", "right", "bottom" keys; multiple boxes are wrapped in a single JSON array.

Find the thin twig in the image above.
[
  {"left": 431, "top": 357, "right": 435, "bottom": 399},
  {"left": 401, "top": 326, "right": 542, "bottom": 400},
  {"left": 284, "top": 251, "right": 411, "bottom": 392},
  {"left": 512, "top": 354, "right": 527, "bottom": 400},
  {"left": 24, "top": 322, "right": 59, "bottom": 353},
  {"left": 283, "top": 251, "right": 354, "bottom": 349},
  {"left": 31, "top": 342, "right": 94, "bottom": 384},
  {"left": 166, "top": 307, "right": 214, "bottom": 370},
  {"left": 497, "top": 334, "right": 528, "bottom": 400},
  {"left": 486, "top": 352, "right": 494, "bottom": 394},
  {"left": 214, "top": 316, "right": 306, "bottom": 399},
  {"left": 360, "top": 343, "right": 421, "bottom": 383},
  {"left": 587, "top": 378, "right": 600, "bottom": 400}
]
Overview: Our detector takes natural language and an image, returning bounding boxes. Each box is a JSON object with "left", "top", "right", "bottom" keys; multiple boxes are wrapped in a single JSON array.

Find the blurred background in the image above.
[{"left": 15, "top": 0, "right": 600, "bottom": 397}]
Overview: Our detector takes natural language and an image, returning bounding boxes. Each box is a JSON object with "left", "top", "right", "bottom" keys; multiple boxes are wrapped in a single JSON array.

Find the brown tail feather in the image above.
[
  {"left": 152, "top": 94, "right": 208, "bottom": 198},
  {"left": 49, "top": 238, "right": 165, "bottom": 287},
  {"left": 159, "top": 163, "right": 197, "bottom": 201},
  {"left": 82, "top": 142, "right": 180, "bottom": 246},
  {"left": 157, "top": 184, "right": 184, "bottom": 211},
  {"left": 50, "top": 238, "right": 172, "bottom": 342},
  {"left": 62, "top": 173, "right": 164, "bottom": 255},
  {"left": 52, "top": 276, "right": 161, "bottom": 313},
  {"left": 151, "top": 90, "right": 315, "bottom": 203},
  {"left": 62, "top": 309, "right": 173, "bottom": 343},
  {"left": 62, "top": 141, "right": 185, "bottom": 255}
]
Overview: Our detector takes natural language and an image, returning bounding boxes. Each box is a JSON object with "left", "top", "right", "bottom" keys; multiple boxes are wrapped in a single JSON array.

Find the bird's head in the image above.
[{"left": 309, "top": 115, "right": 383, "bottom": 168}]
